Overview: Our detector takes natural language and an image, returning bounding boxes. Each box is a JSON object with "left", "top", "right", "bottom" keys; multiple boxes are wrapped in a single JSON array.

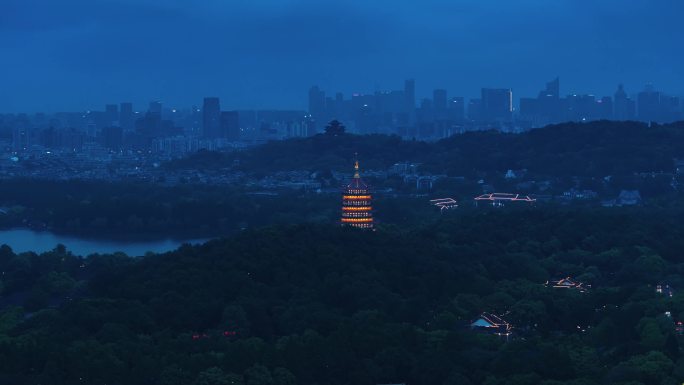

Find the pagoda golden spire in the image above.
[{"left": 341, "top": 155, "right": 373, "bottom": 229}]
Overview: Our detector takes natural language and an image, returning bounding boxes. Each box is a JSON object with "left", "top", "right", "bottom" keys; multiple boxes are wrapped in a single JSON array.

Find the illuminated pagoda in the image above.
[{"left": 341, "top": 158, "right": 374, "bottom": 229}]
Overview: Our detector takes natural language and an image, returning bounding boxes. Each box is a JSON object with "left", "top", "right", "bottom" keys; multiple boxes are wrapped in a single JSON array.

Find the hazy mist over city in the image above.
[{"left": 3, "top": 0, "right": 684, "bottom": 112}]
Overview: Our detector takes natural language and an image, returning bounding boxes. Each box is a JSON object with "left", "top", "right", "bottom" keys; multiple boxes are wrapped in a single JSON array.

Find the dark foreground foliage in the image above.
[{"left": 2, "top": 208, "right": 684, "bottom": 384}]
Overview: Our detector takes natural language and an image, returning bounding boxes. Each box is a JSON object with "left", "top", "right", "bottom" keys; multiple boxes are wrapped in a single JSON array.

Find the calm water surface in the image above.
[{"left": 0, "top": 228, "right": 211, "bottom": 256}]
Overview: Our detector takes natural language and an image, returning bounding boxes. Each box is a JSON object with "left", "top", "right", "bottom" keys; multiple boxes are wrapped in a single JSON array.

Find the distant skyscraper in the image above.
[
  {"left": 308, "top": 86, "right": 326, "bottom": 123},
  {"left": 564, "top": 94, "right": 597, "bottom": 121},
  {"left": 481, "top": 88, "right": 512, "bottom": 122},
  {"left": 448, "top": 97, "right": 465, "bottom": 122},
  {"left": 334, "top": 92, "right": 345, "bottom": 120},
  {"left": 596, "top": 96, "right": 613, "bottom": 120},
  {"left": 148, "top": 101, "right": 162, "bottom": 115},
  {"left": 540, "top": 77, "right": 560, "bottom": 99},
  {"left": 105, "top": 104, "right": 118, "bottom": 125},
  {"left": 539, "top": 77, "right": 561, "bottom": 122},
  {"left": 433, "top": 89, "right": 447, "bottom": 119},
  {"left": 203, "top": 97, "right": 221, "bottom": 138},
  {"left": 12, "top": 125, "right": 30, "bottom": 152},
  {"left": 613, "top": 84, "right": 636, "bottom": 121},
  {"left": 417, "top": 98, "right": 434, "bottom": 124},
  {"left": 637, "top": 85, "right": 663, "bottom": 122},
  {"left": 137, "top": 107, "right": 162, "bottom": 142},
  {"left": 220, "top": 111, "right": 240, "bottom": 140},
  {"left": 101, "top": 125, "right": 123, "bottom": 150},
  {"left": 119, "top": 102, "right": 134, "bottom": 131},
  {"left": 663, "top": 96, "right": 681, "bottom": 122},
  {"left": 404, "top": 79, "right": 415, "bottom": 123},
  {"left": 305, "top": 116, "right": 316, "bottom": 137},
  {"left": 468, "top": 99, "right": 482, "bottom": 122}
]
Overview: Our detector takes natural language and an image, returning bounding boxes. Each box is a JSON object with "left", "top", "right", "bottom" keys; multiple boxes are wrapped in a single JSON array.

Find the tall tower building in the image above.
[
  {"left": 613, "top": 84, "right": 635, "bottom": 121},
  {"left": 104, "top": 104, "right": 119, "bottom": 125},
  {"left": 448, "top": 97, "right": 465, "bottom": 122},
  {"left": 433, "top": 89, "right": 447, "bottom": 120},
  {"left": 148, "top": 101, "right": 162, "bottom": 115},
  {"left": 308, "top": 86, "right": 326, "bottom": 122},
  {"left": 481, "top": 88, "right": 513, "bottom": 122},
  {"left": 220, "top": 111, "right": 240, "bottom": 140},
  {"left": 119, "top": 102, "right": 134, "bottom": 131},
  {"left": 203, "top": 97, "right": 221, "bottom": 138},
  {"left": 341, "top": 158, "right": 373, "bottom": 229},
  {"left": 404, "top": 79, "right": 416, "bottom": 124},
  {"left": 541, "top": 77, "right": 560, "bottom": 99}
]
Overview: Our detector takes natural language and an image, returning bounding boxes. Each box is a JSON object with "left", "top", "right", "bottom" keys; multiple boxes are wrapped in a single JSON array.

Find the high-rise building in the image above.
[
  {"left": 148, "top": 101, "right": 162, "bottom": 115},
  {"left": 136, "top": 110, "right": 162, "bottom": 141},
  {"left": 105, "top": 104, "right": 119, "bottom": 125},
  {"left": 468, "top": 99, "right": 482, "bottom": 122},
  {"left": 308, "top": 86, "right": 326, "bottom": 123},
  {"left": 613, "top": 84, "right": 636, "bottom": 121},
  {"left": 119, "top": 102, "right": 134, "bottom": 131},
  {"left": 520, "top": 78, "right": 561, "bottom": 127},
  {"left": 447, "top": 97, "right": 465, "bottom": 122},
  {"left": 564, "top": 94, "right": 597, "bottom": 121},
  {"left": 636, "top": 85, "right": 680, "bottom": 123},
  {"left": 663, "top": 95, "right": 681, "bottom": 122},
  {"left": 596, "top": 96, "right": 613, "bottom": 120},
  {"left": 541, "top": 77, "right": 560, "bottom": 99},
  {"left": 538, "top": 77, "right": 561, "bottom": 122},
  {"left": 433, "top": 89, "right": 447, "bottom": 119},
  {"left": 637, "top": 85, "right": 661, "bottom": 122},
  {"left": 341, "top": 159, "right": 373, "bottom": 229},
  {"left": 404, "top": 79, "right": 415, "bottom": 123},
  {"left": 481, "top": 88, "right": 512, "bottom": 122},
  {"left": 417, "top": 98, "right": 434, "bottom": 124},
  {"left": 12, "top": 125, "right": 30, "bottom": 152},
  {"left": 101, "top": 125, "right": 124, "bottom": 150},
  {"left": 203, "top": 97, "right": 221, "bottom": 138},
  {"left": 220, "top": 111, "right": 240, "bottom": 140}
]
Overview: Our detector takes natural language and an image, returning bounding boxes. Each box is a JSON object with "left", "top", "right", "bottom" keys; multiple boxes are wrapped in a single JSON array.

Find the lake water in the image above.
[{"left": 0, "top": 228, "right": 211, "bottom": 257}]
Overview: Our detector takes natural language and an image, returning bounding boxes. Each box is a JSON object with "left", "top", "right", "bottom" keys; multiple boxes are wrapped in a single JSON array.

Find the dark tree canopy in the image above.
[
  {"left": 324, "top": 119, "right": 346, "bottom": 136},
  {"left": 2, "top": 208, "right": 684, "bottom": 384}
]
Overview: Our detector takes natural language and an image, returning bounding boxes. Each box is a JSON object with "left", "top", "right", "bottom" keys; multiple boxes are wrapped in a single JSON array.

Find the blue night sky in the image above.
[{"left": 1, "top": 0, "right": 682, "bottom": 113}]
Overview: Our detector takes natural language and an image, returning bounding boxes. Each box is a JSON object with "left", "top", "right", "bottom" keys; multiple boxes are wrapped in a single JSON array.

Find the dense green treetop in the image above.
[{"left": 2, "top": 208, "right": 684, "bottom": 384}]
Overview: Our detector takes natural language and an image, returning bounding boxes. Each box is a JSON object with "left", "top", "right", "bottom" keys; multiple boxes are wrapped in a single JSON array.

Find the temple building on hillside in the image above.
[
  {"left": 341, "top": 158, "right": 374, "bottom": 229},
  {"left": 470, "top": 312, "right": 513, "bottom": 337},
  {"left": 545, "top": 277, "right": 590, "bottom": 293}
]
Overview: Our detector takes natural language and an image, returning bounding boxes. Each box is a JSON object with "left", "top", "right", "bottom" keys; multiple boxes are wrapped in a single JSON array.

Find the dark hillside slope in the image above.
[{"left": 170, "top": 120, "right": 684, "bottom": 178}]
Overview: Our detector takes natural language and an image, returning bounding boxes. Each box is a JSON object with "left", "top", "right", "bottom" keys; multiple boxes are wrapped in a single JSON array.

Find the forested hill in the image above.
[
  {"left": 169, "top": 120, "right": 684, "bottom": 177},
  {"left": 3, "top": 208, "right": 684, "bottom": 384}
]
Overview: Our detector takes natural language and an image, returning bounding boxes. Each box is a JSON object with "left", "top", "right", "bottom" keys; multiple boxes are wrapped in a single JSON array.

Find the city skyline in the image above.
[
  {"left": 2, "top": 0, "right": 684, "bottom": 112},
  {"left": 0, "top": 77, "right": 679, "bottom": 115}
]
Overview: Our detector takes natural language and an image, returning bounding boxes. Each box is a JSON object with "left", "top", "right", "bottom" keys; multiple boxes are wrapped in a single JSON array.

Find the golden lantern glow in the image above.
[
  {"left": 341, "top": 218, "right": 373, "bottom": 223},
  {"left": 342, "top": 206, "right": 372, "bottom": 211}
]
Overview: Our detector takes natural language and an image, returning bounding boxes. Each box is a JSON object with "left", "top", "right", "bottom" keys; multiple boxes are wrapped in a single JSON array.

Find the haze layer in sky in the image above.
[{"left": 1, "top": 0, "right": 682, "bottom": 112}]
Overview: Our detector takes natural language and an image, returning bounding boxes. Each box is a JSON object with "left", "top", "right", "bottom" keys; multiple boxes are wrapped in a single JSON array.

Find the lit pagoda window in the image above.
[{"left": 341, "top": 157, "right": 373, "bottom": 229}]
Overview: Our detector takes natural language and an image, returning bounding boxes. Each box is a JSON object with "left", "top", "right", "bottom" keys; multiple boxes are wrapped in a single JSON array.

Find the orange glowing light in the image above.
[
  {"left": 343, "top": 195, "right": 372, "bottom": 200},
  {"left": 342, "top": 207, "right": 372, "bottom": 211},
  {"left": 341, "top": 218, "right": 374, "bottom": 223}
]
